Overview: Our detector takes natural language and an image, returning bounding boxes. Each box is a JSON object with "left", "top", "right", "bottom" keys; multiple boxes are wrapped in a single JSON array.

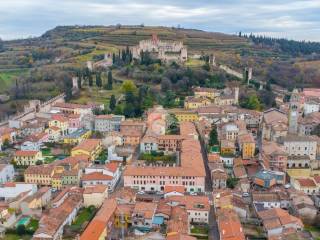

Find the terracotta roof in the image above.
[
  {"left": 25, "top": 164, "right": 54, "bottom": 175},
  {"left": 297, "top": 178, "right": 317, "bottom": 187},
  {"left": 133, "top": 201, "right": 157, "bottom": 219},
  {"left": 252, "top": 192, "right": 280, "bottom": 202},
  {"left": 72, "top": 139, "right": 101, "bottom": 152},
  {"left": 238, "top": 133, "right": 255, "bottom": 144},
  {"left": 218, "top": 208, "right": 245, "bottom": 240},
  {"left": 164, "top": 185, "right": 185, "bottom": 194},
  {"left": 51, "top": 114, "right": 68, "bottom": 122},
  {"left": 167, "top": 233, "right": 197, "bottom": 240},
  {"left": 15, "top": 150, "right": 39, "bottom": 157},
  {"left": 263, "top": 108, "right": 288, "bottom": 125},
  {"left": 165, "top": 195, "right": 210, "bottom": 211},
  {"left": 105, "top": 162, "right": 120, "bottom": 173},
  {"left": 82, "top": 172, "right": 113, "bottom": 181},
  {"left": 84, "top": 185, "right": 108, "bottom": 194},
  {"left": 53, "top": 102, "right": 93, "bottom": 110},
  {"left": 80, "top": 220, "right": 106, "bottom": 240}
]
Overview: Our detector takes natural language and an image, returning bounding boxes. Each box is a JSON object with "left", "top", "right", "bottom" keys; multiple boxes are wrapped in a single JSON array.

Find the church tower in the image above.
[{"left": 288, "top": 89, "right": 300, "bottom": 134}]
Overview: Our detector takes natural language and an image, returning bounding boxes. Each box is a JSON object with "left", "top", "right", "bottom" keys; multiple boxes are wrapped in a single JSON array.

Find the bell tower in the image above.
[{"left": 288, "top": 89, "right": 300, "bottom": 134}]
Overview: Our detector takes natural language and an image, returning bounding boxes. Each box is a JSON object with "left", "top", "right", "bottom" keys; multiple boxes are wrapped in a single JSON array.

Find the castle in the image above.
[{"left": 131, "top": 34, "right": 187, "bottom": 63}]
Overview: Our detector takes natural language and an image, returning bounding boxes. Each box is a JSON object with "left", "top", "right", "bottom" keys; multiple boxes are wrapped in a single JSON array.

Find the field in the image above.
[
  {"left": 0, "top": 69, "right": 28, "bottom": 93},
  {"left": 70, "top": 84, "right": 123, "bottom": 106}
]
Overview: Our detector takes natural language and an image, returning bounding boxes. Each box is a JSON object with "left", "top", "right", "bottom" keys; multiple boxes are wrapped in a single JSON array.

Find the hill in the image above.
[{"left": 1, "top": 25, "right": 320, "bottom": 118}]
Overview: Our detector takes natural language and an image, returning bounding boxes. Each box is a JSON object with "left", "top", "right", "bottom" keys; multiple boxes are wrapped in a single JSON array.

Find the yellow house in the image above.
[
  {"left": 220, "top": 140, "right": 236, "bottom": 156},
  {"left": 14, "top": 150, "right": 43, "bottom": 166},
  {"left": 174, "top": 110, "right": 199, "bottom": 122},
  {"left": 238, "top": 133, "right": 255, "bottom": 159},
  {"left": 49, "top": 114, "right": 69, "bottom": 135},
  {"left": 193, "top": 87, "right": 217, "bottom": 99},
  {"left": 24, "top": 164, "right": 55, "bottom": 185},
  {"left": 184, "top": 96, "right": 211, "bottom": 110},
  {"left": 114, "top": 204, "right": 133, "bottom": 229},
  {"left": 63, "top": 129, "right": 92, "bottom": 145},
  {"left": 71, "top": 139, "right": 102, "bottom": 161},
  {"left": 83, "top": 185, "right": 108, "bottom": 207}
]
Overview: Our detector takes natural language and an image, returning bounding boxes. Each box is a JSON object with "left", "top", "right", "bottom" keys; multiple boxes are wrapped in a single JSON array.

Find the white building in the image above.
[
  {"left": 304, "top": 100, "right": 320, "bottom": 115},
  {"left": 0, "top": 183, "right": 37, "bottom": 201},
  {"left": 0, "top": 164, "right": 15, "bottom": 184},
  {"left": 94, "top": 115, "right": 125, "bottom": 132},
  {"left": 282, "top": 135, "right": 317, "bottom": 161}
]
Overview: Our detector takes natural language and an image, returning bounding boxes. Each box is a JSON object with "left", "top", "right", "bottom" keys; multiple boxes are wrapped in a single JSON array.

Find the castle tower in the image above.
[
  {"left": 244, "top": 67, "right": 253, "bottom": 84},
  {"left": 72, "top": 77, "right": 79, "bottom": 90},
  {"left": 288, "top": 89, "right": 300, "bottom": 134},
  {"left": 209, "top": 54, "right": 216, "bottom": 66},
  {"left": 234, "top": 87, "right": 239, "bottom": 105}
]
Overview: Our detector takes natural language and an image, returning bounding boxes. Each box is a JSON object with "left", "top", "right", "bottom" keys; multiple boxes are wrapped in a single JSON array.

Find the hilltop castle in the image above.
[{"left": 131, "top": 34, "right": 187, "bottom": 63}]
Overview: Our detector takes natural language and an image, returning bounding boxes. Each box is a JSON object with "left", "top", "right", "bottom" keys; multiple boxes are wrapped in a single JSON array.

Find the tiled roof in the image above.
[
  {"left": 297, "top": 178, "right": 316, "bottom": 187},
  {"left": 72, "top": 139, "right": 101, "bottom": 152},
  {"left": 15, "top": 150, "right": 39, "bottom": 157},
  {"left": 82, "top": 172, "right": 113, "bottom": 181},
  {"left": 83, "top": 185, "right": 108, "bottom": 194}
]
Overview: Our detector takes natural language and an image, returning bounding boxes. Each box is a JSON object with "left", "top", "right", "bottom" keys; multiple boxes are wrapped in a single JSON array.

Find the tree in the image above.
[
  {"left": 96, "top": 72, "right": 102, "bottom": 87},
  {"left": 109, "top": 94, "right": 116, "bottom": 111},
  {"left": 311, "top": 124, "right": 320, "bottom": 137},
  {"left": 88, "top": 74, "right": 93, "bottom": 87},
  {"left": 63, "top": 75, "right": 73, "bottom": 102},
  {"left": 36, "top": 160, "right": 43, "bottom": 165},
  {"left": 106, "top": 71, "right": 113, "bottom": 90},
  {"left": 17, "top": 225, "right": 26, "bottom": 236},
  {"left": 227, "top": 177, "right": 239, "bottom": 189},
  {"left": 77, "top": 74, "right": 82, "bottom": 89},
  {"left": 121, "top": 80, "right": 137, "bottom": 94},
  {"left": 209, "top": 125, "right": 219, "bottom": 146}
]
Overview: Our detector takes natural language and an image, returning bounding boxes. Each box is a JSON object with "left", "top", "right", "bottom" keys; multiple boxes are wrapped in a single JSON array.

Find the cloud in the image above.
[{"left": 0, "top": 0, "right": 319, "bottom": 41}]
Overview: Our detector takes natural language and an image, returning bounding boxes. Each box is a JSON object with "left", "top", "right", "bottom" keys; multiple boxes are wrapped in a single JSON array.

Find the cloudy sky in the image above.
[{"left": 0, "top": 0, "right": 320, "bottom": 41}]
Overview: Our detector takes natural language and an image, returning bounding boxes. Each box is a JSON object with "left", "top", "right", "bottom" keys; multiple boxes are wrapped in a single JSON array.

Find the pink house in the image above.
[{"left": 67, "top": 114, "right": 82, "bottom": 132}]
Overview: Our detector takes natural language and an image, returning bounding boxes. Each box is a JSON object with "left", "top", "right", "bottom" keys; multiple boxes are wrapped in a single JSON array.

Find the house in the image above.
[
  {"left": 67, "top": 114, "right": 83, "bottom": 133},
  {"left": 49, "top": 114, "right": 69, "bottom": 136},
  {"left": 0, "top": 164, "right": 14, "bottom": 184},
  {"left": 83, "top": 162, "right": 121, "bottom": 191},
  {"left": 114, "top": 204, "right": 135, "bottom": 229},
  {"left": 221, "top": 122, "right": 239, "bottom": 141},
  {"left": 252, "top": 192, "right": 281, "bottom": 212},
  {"left": 193, "top": 87, "right": 217, "bottom": 99},
  {"left": 184, "top": 96, "right": 211, "bottom": 110},
  {"left": 33, "top": 192, "right": 83, "bottom": 240},
  {"left": 293, "top": 178, "right": 317, "bottom": 194},
  {"left": 0, "top": 127, "right": 17, "bottom": 144},
  {"left": 298, "top": 111, "right": 320, "bottom": 136},
  {"left": 261, "top": 141, "right": 288, "bottom": 172},
  {"left": 71, "top": 139, "right": 102, "bottom": 161},
  {"left": 0, "top": 182, "right": 37, "bottom": 202},
  {"left": 164, "top": 185, "right": 185, "bottom": 198},
  {"left": 282, "top": 134, "right": 317, "bottom": 164},
  {"left": 258, "top": 208, "right": 303, "bottom": 237},
  {"left": 0, "top": 203, "right": 16, "bottom": 228},
  {"left": 173, "top": 110, "right": 199, "bottom": 122},
  {"left": 217, "top": 208, "right": 245, "bottom": 240},
  {"left": 20, "top": 186, "right": 51, "bottom": 216},
  {"left": 158, "top": 135, "right": 184, "bottom": 152},
  {"left": 80, "top": 198, "right": 117, "bottom": 240},
  {"left": 209, "top": 161, "right": 227, "bottom": 189},
  {"left": 94, "top": 114, "right": 125, "bottom": 132},
  {"left": 24, "top": 165, "right": 55, "bottom": 186},
  {"left": 140, "top": 134, "right": 159, "bottom": 153},
  {"left": 63, "top": 128, "right": 91, "bottom": 145},
  {"left": 21, "top": 132, "right": 48, "bottom": 151},
  {"left": 122, "top": 129, "right": 143, "bottom": 146},
  {"left": 291, "top": 192, "right": 317, "bottom": 221},
  {"left": 14, "top": 150, "right": 43, "bottom": 166},
  {"left": 132, "top": 201, "right": 157, "bottom": 230},
  {"left": 45, "top": 126, "right": 61, "bottom": 142},
  {"left": 220, "top": 139, "right": 236, "bottom": 156},
  {"left": 83, "top": 185, "right": 108, "bottom": 207},
  {"left": 51, "top": 102, "right": 98, "bottom": 115},
  {"left": 304, "top": 98, "right": 320, "bottom": 115},
  {"left": 237, "top": 132, "right": 255, "bottom": 159},
  {"left": 165, "top": 195, "right": 210, "bottom": 223},
  {"left": 120, "top": 120, "right": 146, "bottom": 134},
  {"left": 261, "top": 108, "right": 288, "bottom": 141},
  {"left": 254, "top": 170, "right": 285, "bottom": 188}
]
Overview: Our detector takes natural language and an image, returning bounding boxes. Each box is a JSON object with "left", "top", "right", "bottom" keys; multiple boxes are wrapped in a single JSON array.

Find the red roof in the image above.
[
  {"left": 15, "top": 150, "right": 39, "bottom": 157},
  {"left": 164, "top": 185, "right": 185, "bottom": 194},
  {"left": 105, "top": 162, "right": 119, "bottom": 173},
  {"left": 82, "top": 172, "right": 113, "bottom": 181},
  {"left": 80, "top": 220, "right": 106, "bottom": 240},
  {"left": 297, "top": 178, "right": 316, "bottom": 187}
]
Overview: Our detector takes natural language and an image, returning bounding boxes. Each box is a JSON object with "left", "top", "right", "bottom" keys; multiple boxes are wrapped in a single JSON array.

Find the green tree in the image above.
[
  {"left": 88, "top": 74, "right": 93, "bottom": 87},
  {"left": 106, "top": 71, "right": 113, "bottom": 90},
  {"left": 96, "top": 72, "right": 102, "bottom": 87},
  {"left": 227, "top": 177, "right": 239, "bottom": 189},
  {"left": 64, "top": 76, "right": 73, "bottom": 102},
  {"left": 209, "top": 125, "right": 219, "bottom": 146},
  {"left": 109, "top": 94, "right": 116, "bottom": 111},
  {"left": 121, "top": 80, "right": 137, "bottom": 94},
  {"left": 311, "top": 124, "right": 320, "bottom": 137},
  {"left": 17, "top": 225, "right": 26, "bottom": 236},
  {"left": 36, "top": 160, "right": 43, "bottom": 165}
]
